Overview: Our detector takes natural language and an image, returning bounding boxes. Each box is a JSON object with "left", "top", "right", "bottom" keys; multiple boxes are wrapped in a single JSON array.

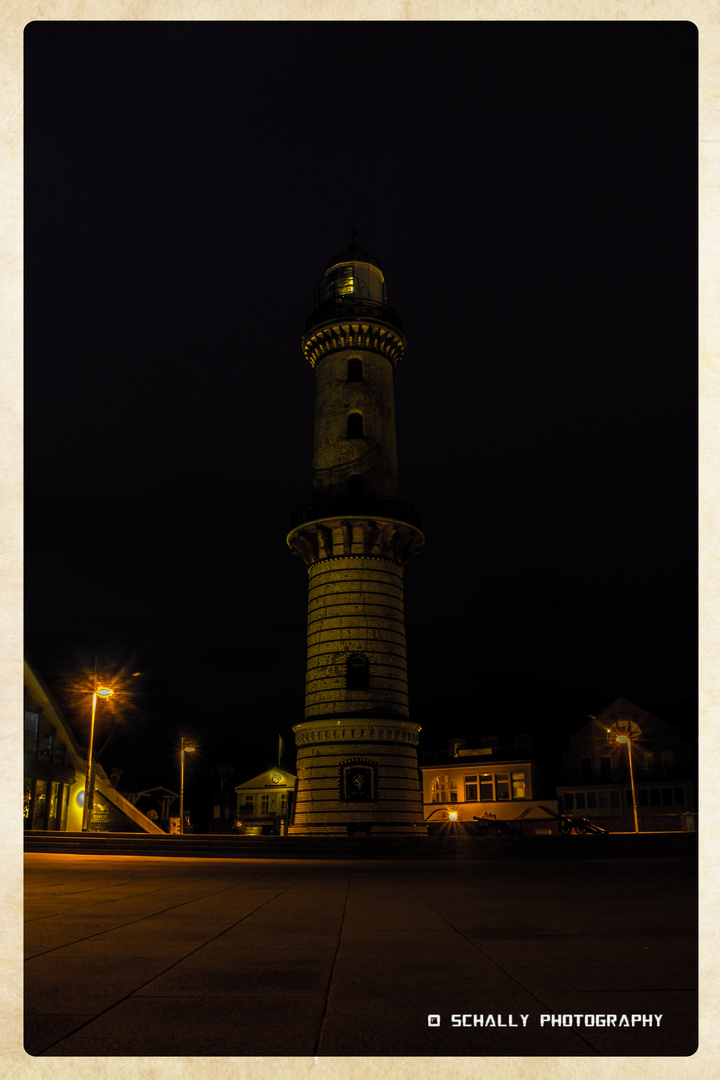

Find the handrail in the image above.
[{"left": 305, "top": 297, "right": 404, "bottom": 335}]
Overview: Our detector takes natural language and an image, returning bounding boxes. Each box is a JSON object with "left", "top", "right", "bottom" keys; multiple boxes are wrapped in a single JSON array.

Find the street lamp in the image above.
[
  {"left": 81, "top": 686, "right": 114, "bottom": 831},
  {"left": 613, "top": 732, "right": 640, "bottom": 834},
  {"left": 180, "top": 737, "right": 196, "bottom": 835}
]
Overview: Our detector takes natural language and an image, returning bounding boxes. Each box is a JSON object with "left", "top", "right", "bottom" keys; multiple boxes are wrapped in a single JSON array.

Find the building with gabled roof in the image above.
[
  {"left": 234, "top": 766, "right": 296, "bottom": 832},
  {"left": 556, "top": 697, "right": 696, "bottom": 830}
]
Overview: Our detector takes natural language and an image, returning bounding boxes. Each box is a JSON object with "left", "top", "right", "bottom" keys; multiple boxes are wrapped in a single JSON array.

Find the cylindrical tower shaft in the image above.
[{"left": 287, "top": 241, "right": 426, "bottom": 836}]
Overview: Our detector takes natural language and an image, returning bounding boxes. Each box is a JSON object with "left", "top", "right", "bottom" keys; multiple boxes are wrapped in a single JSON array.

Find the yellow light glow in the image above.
[
  {"left": 449, "top": 811, "right": 458, "bottom": 821},
  {"left": 615, "top": 735, "right": 629, "bottom": 743},
  {"left": 96, "top": 687, "right": 114, "bottom": 698}
]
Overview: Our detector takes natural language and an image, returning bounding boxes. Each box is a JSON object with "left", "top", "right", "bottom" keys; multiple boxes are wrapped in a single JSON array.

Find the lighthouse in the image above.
[{"left": 287, "top": 239, "right": 426, "bottom": 835}]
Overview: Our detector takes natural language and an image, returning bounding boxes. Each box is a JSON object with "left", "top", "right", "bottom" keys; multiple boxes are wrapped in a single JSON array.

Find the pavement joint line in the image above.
[
  {"left": 32, "top": 865, "right": 331, "bottom": 1055},
  {"left": 311, "top": 868, "right": 353, "bottom": 1058},
  {"left": 24, "top": 866, "right": 321, "bottom": 962}
]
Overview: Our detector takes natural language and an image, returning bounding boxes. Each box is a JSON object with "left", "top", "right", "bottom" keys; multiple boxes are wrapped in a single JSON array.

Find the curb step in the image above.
[{"left": 24, "top": 831, "right": 696, "bottom": 860}]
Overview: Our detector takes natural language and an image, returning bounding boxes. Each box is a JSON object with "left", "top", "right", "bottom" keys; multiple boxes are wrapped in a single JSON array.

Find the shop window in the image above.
[
  {"left": 565, "top": 793, "right": 575, "bottom": 811},
  {"left": 609, "top": 790, "right": 620, "bottom": 808},
  {"left": 673, "top": 787, "right": 686, "bottom": 805},
  {"left": 511, "top": 772, "right": 526, "bottom": 799},
  {"left": 48, "top": 782, "right": 60, "bottom": 830},
  {"left": 662, "top": 787, "right": 673, "bottom": 805},
  {"left": 346, "top": 654, "right": 369, "bottom": 689},
  {"left": 31, "top": 780, "right": 47, "bottom": 829},
  {"left": 347, "top": 413, "right": 364, "bottom": 438},
  {"left": 347, "top": 358, "right": 363, "bottom": 382},
  {"left": 587, "top": 791, "right": 597, "bottom": 809},
  {"left": 598, "top": 791, "right": 609, "bottom": 808},
  {"left": 60, "top": 785, "right": 70, "bottom": 830},
  {"left": 479, "top": 774, "right": 493, "bottom": 800},
  {"left": 464, "top": 775, "right": 478, "bottom": 801},
  {"left": 575, "top": 792, "right": 586, "bottom": 810},
  {"left": 24, "top": 778, "right": 32, "bottom": 826}
]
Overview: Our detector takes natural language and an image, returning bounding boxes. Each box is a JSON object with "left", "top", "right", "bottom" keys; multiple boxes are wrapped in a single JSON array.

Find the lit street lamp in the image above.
[
  {"left": 613, "top": 732, "right": 640, "bottom": 834},
  {"left": 180, "top": 737, "right": 196, "bottom": 834},
  {"left": 81, "top": 685, "right": 114, "bottom": 831}
]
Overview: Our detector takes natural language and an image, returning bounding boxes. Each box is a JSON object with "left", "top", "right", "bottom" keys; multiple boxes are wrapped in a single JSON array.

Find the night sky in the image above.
[{"left": 24, "top": 21, "right": 697, "bottom": 813}]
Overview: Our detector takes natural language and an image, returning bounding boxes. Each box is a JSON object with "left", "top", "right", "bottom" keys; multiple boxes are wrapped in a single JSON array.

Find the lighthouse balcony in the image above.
[
  {"left": 305, "top": 297, "right": 404, "bottom": 335},
  {"left": 290, "top": 494, "right": 421, "bottom": 530}
]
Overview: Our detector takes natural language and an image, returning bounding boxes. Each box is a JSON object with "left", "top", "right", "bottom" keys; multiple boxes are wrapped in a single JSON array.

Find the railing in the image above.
[
  {"left": 422, "top": 748, "right": 531, "bottom": 765},
  {"left": 290, "top": 495, "right": 422, "bottom": 529},
  {"left": 305, "top": 297, "right": 404, "bottom": 335}
]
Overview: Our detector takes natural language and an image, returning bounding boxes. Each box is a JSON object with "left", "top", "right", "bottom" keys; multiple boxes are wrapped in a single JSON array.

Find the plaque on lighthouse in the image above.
[{"left": 287, "top": 239, "right": 427, "bottom": 836}]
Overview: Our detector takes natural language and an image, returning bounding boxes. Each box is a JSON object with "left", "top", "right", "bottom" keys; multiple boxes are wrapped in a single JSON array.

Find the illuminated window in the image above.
[
  {"left": 479, "top": 774, "right": 493, "bottom": 800},
  {"left": 511, "top": 772, "right": 526, "bottom": 799},
  {"left": 464, "top": 775, "right": 478, "bottom": 801},
  {"left": 431, "top": 775, "right": 456, "bottom": 803},
  {"left": 348, "top": 359, "right": 363, "bottom": 381},
  {"left": 495, "top": 774, "right": 510, "bottom": 800},
  {"left": 346, "top": 654, "right": 369, "bottom": 689},
  {"left": 334, "top": 266, "right": 354, "bottom": 296},
  {"left": 347, "top": 413, "right": 364, "bottom": 438}
]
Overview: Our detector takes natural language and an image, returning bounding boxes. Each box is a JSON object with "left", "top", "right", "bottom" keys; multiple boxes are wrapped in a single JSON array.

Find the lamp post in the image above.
[
  {"left": 615, "top": 734, "right": 640, "bottom": 833},
  {"left": 81, "top": 686, "right": 114, "bottom": 831},
  {"left": 180, "top": 737, "right": 196, "bottom": 834}
]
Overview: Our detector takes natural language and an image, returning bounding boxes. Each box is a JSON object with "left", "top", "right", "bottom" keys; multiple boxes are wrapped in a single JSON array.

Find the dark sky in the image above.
[{"left": 24, "top": 20, "right": 697, "bottom": 805}]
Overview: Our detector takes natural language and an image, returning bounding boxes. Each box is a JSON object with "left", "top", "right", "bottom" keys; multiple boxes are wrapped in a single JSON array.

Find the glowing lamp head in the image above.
[
  {"left": 449, "top": 811, "right": 458, "bottom": 821},
  {"left": 96, "top": 687, "right": 113, "bottom": 698},
  {"left": 615, "top": 735, "right": 629, "bottom": 744}
]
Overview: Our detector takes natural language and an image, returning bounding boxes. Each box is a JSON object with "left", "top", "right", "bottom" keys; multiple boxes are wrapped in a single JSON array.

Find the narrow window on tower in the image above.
[
  {"left": 347, "top": 412, "right": 364, "bottom": 438},
  {"left": 346, "top": 653, "right": 369, "bottom": 690},
  {"left": 347, "top": 358, "right": 363, "bottom": 382}
]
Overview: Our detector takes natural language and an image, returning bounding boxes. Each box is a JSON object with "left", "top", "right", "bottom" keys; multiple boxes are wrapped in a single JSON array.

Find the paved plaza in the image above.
[{"left": 24, "top": 852, "right": 697, "bottom": 1058}]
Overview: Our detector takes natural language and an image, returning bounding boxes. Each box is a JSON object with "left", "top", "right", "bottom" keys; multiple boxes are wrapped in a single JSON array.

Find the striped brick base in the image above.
[{"left": 289, "top": 727, "right": 427, "bottom": 835}]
